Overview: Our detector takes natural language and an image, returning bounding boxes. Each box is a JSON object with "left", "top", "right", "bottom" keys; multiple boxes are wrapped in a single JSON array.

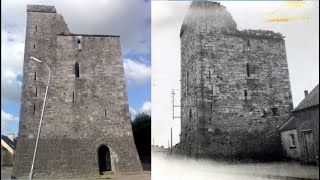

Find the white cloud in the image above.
[
  {"left": 1, "top": 0, "right": 151, "bottom": 55},
  {"left": 140, "top": 101, "right": 151, "bottom": 114},
  {"left": 123, "top": 59, "right": 151, "bottom": 85},
  {"left": 1, "top": 69, "right": 22, "bottom": 103},
  {"left": 1, "top": 110, "right": 19, "bottom": 133},
  {"left": 129, "top": 106, "right": 138, "bottom": 121}
]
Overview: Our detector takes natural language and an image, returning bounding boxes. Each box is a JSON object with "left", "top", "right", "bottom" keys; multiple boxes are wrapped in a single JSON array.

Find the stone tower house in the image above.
[
  {"left": 12, "top": 5, "right": 142, "bottom": 178},
  {"left": 180, "top": 2, "right": 293, "bottom": 159}
]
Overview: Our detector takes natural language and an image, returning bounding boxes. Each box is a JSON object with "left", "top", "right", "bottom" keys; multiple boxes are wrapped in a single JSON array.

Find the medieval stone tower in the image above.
[
  {"left": 180, "top": 2, "right": 293, "bottom": 159},
  {"left": 12, "top": 5, "right": 142, "bottom": 178}
]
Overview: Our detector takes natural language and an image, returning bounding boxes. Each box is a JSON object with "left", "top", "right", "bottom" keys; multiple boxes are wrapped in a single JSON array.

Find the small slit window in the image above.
[
  {"left": 33, "top": 104, "right": 36, "bottom": 115},
  {"left": 246, "top": 63, "right": 251, "bottom": 77},
  {"left": 247, "top": 40, "right": 250, "bottom": 47},
  {"left": 244, "top": 90, "right": 248, "bottom": 100},
  {"left": 104, "top": 110, "right": 107, "bottom": 117},
  {"left": 77, "top": 39, "right": 82, "bottom": 51},
  {"left": 34, "top": 72, "right": 37, "bottom": 80},
  {"left": 210, "top": 102, "right": 213, "bottom": 111},
  {"left": 189, "top": 109, "right": 192, "bottom": 118},
  {"left": 34, "top": 44, "right": 36, "bottom": 49},
  {"left": 75, "top": 62, "right": 80, "bottom": 78},
  {"left": 35, "top": 86, "right": 37, "bottom": 97},
  {"left": 72, "top": 91, "right": 75, "bottom": 102},
  {"left": 35, "top": 25, "right": 37, "bottom": 32}
]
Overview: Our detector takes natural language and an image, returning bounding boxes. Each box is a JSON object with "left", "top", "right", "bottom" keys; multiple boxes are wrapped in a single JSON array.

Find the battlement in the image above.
[
  {"left": 27, "top": 5, "right": 56, "bottom": 13},
  {"left": 189, "top": 1, "right": 224, "bottom": 9},
  {"left": 57, "top": 33, "right": 120, "bottom": 38}
]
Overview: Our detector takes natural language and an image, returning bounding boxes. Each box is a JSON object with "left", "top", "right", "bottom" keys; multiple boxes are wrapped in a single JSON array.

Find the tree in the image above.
[{"left": 131, "top": 113, "right": 151, "bottom": 162}]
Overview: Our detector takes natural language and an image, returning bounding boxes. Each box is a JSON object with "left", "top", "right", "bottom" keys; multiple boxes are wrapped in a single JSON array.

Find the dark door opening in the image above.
[{"left": 98, "top": 145, "right": 112, "bottom": 175}]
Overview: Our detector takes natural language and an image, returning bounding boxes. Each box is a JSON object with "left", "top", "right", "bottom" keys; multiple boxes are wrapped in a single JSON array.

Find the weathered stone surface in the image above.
[
  {"left": 179, "top": 2, "right": 293, "bottom": 159},
  {"left": 12, "top": 5, "right": 142, "bottom": 179}
]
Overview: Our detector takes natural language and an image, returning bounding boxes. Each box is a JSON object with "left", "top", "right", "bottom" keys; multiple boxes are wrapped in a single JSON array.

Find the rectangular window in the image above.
[
  {"left": 290, "top": 134, "right": 296, "bottom": 147},
  {"left": 72, "top": 91, "right": 75, "bottom": 102},
  {"left": 271, "top": 107, "right": 279, "bottom": 116},
  {"left": 34, "top": 72, "right": 37, "bottom": 80},
  {"left": 35, "top": 86, "right": 37, "bottom": 97}
]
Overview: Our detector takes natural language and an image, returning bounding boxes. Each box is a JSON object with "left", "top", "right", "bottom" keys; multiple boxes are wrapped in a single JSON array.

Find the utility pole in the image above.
[{"left": 171, "top": 128, "right": 173, "bottom": 154}]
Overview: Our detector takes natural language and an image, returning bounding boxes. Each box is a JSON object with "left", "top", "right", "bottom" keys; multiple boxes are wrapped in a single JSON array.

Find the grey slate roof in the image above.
[
  {"left": 1, "top": 135, "right": 17, "bottom": 149},
  {"left": 294, "top": 84, "right": 319, "bottom": 112},
  {"left": 279, "top": 116, "right": 297, "bottom": 131}
]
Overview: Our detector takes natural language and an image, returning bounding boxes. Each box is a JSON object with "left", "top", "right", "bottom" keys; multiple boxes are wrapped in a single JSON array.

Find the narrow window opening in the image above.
[
  {"left": 208, "top": 70, "right": 211, "bottom": 79},
  {"left": 33, "top": 104, "right": 36, "bottom": 115},
  {"left": 104, "top": 110, "right": 107, "bottom": 116},
  {"left": 34, "top": 44, "right": 36, "bottom": 48},
  {"left": 35, "top": 86, "right": 37, "bottom": 97},
  {"left": 244, "top": 90, "right": 248, "bottom": 100},
  {"left": 189, "top": 109, "right": 192, "bottom": 118},
  {"left": 77, "top": 39, "right": 82, "bottom": 51},
  {"left": 34, "top": 72, "right": 37, "bottom": 80},
  {"left": 246, "top": 63, "right": 251, "bottom": 77},
  {"left": 247, "top": 40, "right": 250, "bottom": 46},
  {"left": 35, "top": 25, "right": 37, "bottom": 32},
  {"left": 210, "top": 102, "right": 213, "bottom": 110},
  {"left": 75, "top": 62, "right": 80, "bottom": 78},
  {"left": 72, "top": 91, "right": 75, "bottom": 102}
]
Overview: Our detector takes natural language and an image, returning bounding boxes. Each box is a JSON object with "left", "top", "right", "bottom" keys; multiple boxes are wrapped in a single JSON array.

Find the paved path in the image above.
[
  {"left": 152, "top": 154, "right": 319, "bottom": 180},
  {"left": 1, "top": 167, "right": 150, "bottom": 180}
]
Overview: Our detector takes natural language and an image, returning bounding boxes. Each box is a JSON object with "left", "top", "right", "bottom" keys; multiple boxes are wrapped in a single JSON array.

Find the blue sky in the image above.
[{"left": 1, "top": 0, "right": 151, "bottom": 136}]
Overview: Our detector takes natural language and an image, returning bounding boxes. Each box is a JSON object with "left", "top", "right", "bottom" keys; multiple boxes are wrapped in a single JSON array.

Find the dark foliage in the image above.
[{"left": 131, "top": 113, "right": 151, "bottom": 163}]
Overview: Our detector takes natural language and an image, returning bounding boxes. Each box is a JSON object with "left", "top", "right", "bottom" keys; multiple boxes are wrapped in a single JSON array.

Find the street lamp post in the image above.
[{"left": 28, "top": 57, "right": 51, "bottom": 180}]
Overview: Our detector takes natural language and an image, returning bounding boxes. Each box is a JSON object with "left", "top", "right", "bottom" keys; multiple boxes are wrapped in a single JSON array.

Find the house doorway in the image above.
[
  {"left": 303, "top": 130, "right": 316, "bottom": 164},
  {"left": 98, "top": 145, "right": 112, "bottom": 175}
]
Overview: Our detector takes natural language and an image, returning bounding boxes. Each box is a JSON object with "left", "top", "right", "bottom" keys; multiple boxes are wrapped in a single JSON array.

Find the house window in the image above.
[
  {"left": 289, "top": 134, "right": 296, "bottom": 147},
  {"left": 271, "top": 107, "right": 279, "bottom": 116},
  {"left": 75, "top": 62, "right": 80, "bottom": 78},
  {"left": 77, "top": 39, "right": 82, "bottom": 51},
  {"left": 246, "top": 63, "right": 251, "bottom": 77}
]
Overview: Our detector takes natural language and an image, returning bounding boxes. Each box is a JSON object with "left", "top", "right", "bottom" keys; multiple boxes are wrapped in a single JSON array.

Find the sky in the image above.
[
  {"left": 152, "top": 1, "right": 319, "bottom": 147},
  {"left": 1, "top": 0, "right": 151, "bottom": 136}
]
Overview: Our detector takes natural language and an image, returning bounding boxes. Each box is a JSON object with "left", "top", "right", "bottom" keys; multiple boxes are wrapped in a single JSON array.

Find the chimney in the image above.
[
  {"left": 304, "top": 90, "right": 309, "bottom": 97},
  {"left": 7, "top": 133, "right": 15, "bottom": 142}
]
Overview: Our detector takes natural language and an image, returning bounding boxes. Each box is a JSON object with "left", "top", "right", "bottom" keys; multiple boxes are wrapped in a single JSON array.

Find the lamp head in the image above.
[{"left": 30, "top": 56, "right": 42, "bottom": 63}]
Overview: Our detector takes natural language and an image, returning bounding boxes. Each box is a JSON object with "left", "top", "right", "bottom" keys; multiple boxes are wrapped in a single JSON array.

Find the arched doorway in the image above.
[{"left": 98, "top": 145, "right": 112, "bottom": 175}]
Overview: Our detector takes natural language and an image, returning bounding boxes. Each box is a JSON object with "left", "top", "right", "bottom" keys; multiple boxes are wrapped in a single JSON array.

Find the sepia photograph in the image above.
[{"left": 152, "top": 1, "right": 319, "bottom": 180}]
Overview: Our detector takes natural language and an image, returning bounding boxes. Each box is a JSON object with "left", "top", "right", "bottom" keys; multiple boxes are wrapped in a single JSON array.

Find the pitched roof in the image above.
[
  {"left": 1, "top": 135, "right": 17, "bottom": 149},
  {"left": 294, "top": 84, "right": 319, "bottom": 112},
  {"left": 279, "top": 116, "right": 297, "bottom": 131}
]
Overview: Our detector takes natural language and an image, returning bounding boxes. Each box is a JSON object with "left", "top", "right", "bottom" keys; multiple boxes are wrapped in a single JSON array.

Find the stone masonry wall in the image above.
[
  {"left": 12, "top": 5, "right": 142, "bottom": 179},
  {"left": 180, "top": 2, "right": 293, "bottom": 159}
]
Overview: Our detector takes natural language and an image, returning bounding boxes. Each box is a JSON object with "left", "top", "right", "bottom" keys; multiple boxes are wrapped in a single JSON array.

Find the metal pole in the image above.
[
  {"left": 171, "top": 128, "right": 173, "bottom": 154},
  {"left": 29, "top": 58, "right": 50, "bottom": 180}
]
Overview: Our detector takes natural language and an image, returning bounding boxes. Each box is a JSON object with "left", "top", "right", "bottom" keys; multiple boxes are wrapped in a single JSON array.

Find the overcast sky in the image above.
[
  {"left": 152, "top": 1, "right": 319, "bottom": 147},
  {"left": 1, "top": 0, "right": 151, "bottom": 135}
]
